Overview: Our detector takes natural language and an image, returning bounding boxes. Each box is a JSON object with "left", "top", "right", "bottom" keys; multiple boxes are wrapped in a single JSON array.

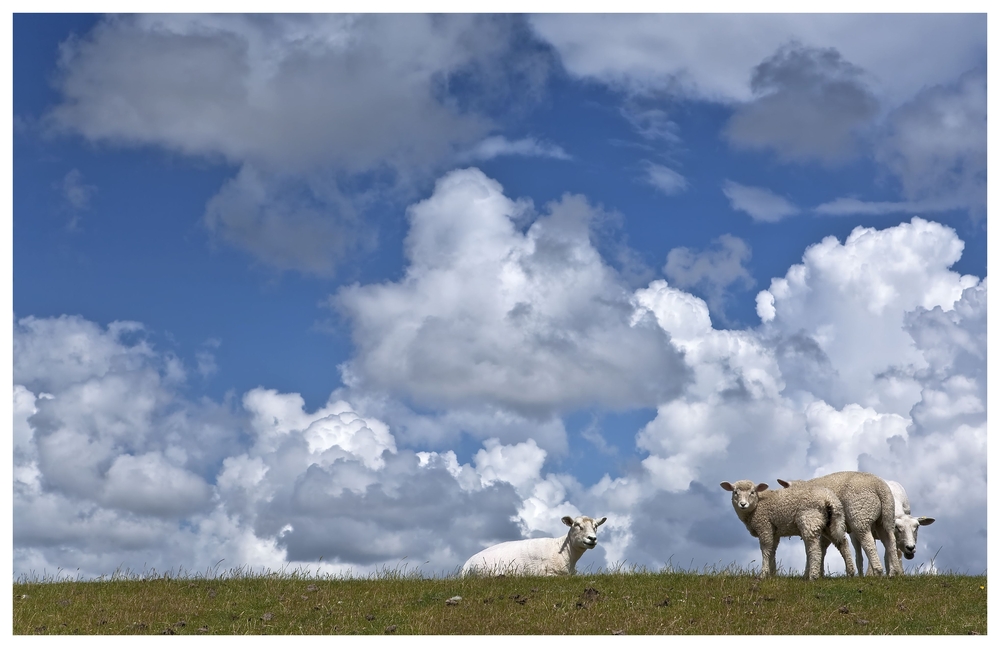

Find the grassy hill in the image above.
[{"left": 13, "top": 566, "right": 986, "bottom": 635}]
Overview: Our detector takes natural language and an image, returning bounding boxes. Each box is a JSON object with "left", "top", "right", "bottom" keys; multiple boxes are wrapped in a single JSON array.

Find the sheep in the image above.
[
  {"left": 777, "top": 471, "right": 903, "bottom": 576},
  {"left": 720, "top": 480, "right": 856, "bottom": 580},
  {"left": 461, "top": 515, "right": 607, "bottom": 577},
  {"left": 885, "top": 480, "right": 935, "bottom": 563},
  {"left": 849, "top": 479, "right": 935, "bottom": 575}
]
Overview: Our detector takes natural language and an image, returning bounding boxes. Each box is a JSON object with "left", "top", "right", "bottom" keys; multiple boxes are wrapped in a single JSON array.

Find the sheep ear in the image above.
[
  {"left": 756, "top": 483, "right": 769, "bottom": 493},
  {"left": 562, "top": 516, "right": 574, "bottom": 527},
  {"left": 777, "top": 479, "right": 790, "bottom": 488},
  {"left": 720, "top": 482, "right": 734, "bottom": 491},
  {"left": 596, "top": 517, "right": 607, "bottom": 527},
  {"left": 918, "top": 517, "right": 935, "bottom": 526}
]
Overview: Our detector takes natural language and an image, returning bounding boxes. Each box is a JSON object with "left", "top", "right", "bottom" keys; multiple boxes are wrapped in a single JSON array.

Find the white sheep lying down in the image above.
[
  {"left": 721, "top": 480, "right": 856, "bottom": 580},
  {"left": 461, "top": 515, "right": 607, "bottom": 576}
]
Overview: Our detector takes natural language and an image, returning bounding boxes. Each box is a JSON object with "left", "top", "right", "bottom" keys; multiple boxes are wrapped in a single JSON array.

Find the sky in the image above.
[{"left": 7, "top": 8, "right": 992, "bottom": 581}]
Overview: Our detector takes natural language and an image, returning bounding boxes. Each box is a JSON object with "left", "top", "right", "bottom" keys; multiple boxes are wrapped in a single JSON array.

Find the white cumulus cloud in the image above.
[
  {"left": 12, "top": 196, "right": 986, "bottom": 579},
  {"left": 756, "top": 217, "right": 978, "bottom": 409},
  {"left": 335, "top": 167, "right": 689, "bottom": 418}
]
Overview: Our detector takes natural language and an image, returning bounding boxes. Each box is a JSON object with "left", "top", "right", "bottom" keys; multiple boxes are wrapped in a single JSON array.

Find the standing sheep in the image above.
[
  {"left": 850, "top": 479, "right": 935, "bottom": 574},
  {"left": 777, "top": 471, "right": 903, "bottom": 576},
  {"left": 461, "top": 515, "right": 607, "bottom": 576},
  {"left": 885, "top": 479, "right": 935, "bottom": 563},
  {"left": 720, "top": 480, "right": 856, "bottom": 580}
]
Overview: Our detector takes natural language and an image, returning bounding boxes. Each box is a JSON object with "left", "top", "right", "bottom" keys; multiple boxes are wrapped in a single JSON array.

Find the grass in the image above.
[{"left": 12, "top": 564, "right": 986, "bottom": 635}]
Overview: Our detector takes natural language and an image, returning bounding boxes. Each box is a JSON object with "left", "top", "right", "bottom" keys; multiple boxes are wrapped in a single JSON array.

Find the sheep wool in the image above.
[
  {"left": 778, "top": 471, "right": 903, "bottom": 577},
  {"left": 721, "top": 480, "right": 856, "bottom": 580},
  {"left": 461, "top": 515, "right": 607, "bottom": 577}
]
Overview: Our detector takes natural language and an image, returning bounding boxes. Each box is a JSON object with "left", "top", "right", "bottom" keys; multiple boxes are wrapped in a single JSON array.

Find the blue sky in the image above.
[{"left": 9, "top": 11, "right": 989, "bottom": 579}]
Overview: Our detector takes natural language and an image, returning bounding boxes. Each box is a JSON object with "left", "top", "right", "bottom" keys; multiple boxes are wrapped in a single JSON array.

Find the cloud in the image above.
[
  {"left": 723, "top": 43, "right": 879, "bottom": 164},
  {"left": 13, "top": 317, "right": 243, "bottom": 580},
  {"left": 814, "top": 69, "right": 986, "bottom": 219},
  {"left": 621, "top": 105, "right": 681, "bottom": 143},
  {"left": 757, "top": 217, "right": 978, "bottom": 408},
  {"left": 632, "top": 281, "right": 784, "bottom": 405},
  {"left": 44, "top": 15, "right": 547, "bottom": 275},
  {"left": 474, "top": 437, "right": 548, "bottom": 496},
  {"left": 58, "top": 169, "right": 96, "bottom": 229},
  {"left": 721, "top": 180, "right": 799, "bottom": 223},
  {"left": 663, "top": 234, "right": 754, "bottom": 324},
  {"left": 195, "top": 339, "right": 220, "bottom": 379},
  {"left": 13, "top": 214, "right": 987, "bottom": 578},
  {"left": 14, "top": 317, "right": 239, "bottom": 501},
  {"left": 813, "top": 197, "right": 959, "bottom": 217},
  {"left": 13, "top": 315, "right": 154, "bottom": 395},
  {"left": 11, "top": 314, "right": 537, "bottom": 577},
  {"left": 102, "top": 452, "right": 213, "bottom": 518},
  {"left": 531, "top": 15, "right": 985, "bottom": 218},
  {"left": 641, "top": 162, "right": 688, "bottom": 196},
  {"left": 874, "top": 68, "right": 986, "bottom": 213},
  {"left": 46, "top": 15, "right": 507, "bottom": 174},
  {"left": 231, "top": 389, "right": 531, "bottom": 568},
  {"left": 331, "top": 391, "right": 573, "bottom": 456},
  {"left": 334, "top": 167, "right": 690, "bottom": 418},
  {"left": 874, "top": 281, "right": 986, "bottom": 569},
  {"left": 61, "top": 169, "right": 95, "bottom": 208},
  {"left": 802, "top": 402, "right": 910, "bottom": 478},
  {"left": 529, "top": 14, "right": 984, "bottom": 108},
  {"left": 458, "top": 135, "right": 570, "bottom": 162},
  {"left": 202, "top": 164, "right": 372, "bottom": 276},
  {"left": 581, "top": 418, "right": 618, "bottom": 456}
]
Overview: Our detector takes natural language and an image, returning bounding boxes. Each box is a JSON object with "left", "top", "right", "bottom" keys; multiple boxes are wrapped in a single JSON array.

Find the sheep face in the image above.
[
  {"left": 561, "top": 515, "right": 607, "bottom": 551},
  {"left": 721, "top": 480, "right": 769, "bottom": 514},
  {"left": 895, "top": 515, "right": 935, "bottom": 560}
]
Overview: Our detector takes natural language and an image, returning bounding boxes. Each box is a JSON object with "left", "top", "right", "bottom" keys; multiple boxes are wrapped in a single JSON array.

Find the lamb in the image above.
[
  {"left": 461, "top": 515, "right": 607, "bottom": 577},
  {"left": 720, "top": 480, "right": 856, "bottom": 580},
  {"left": 777, "top": 471, "right": 903, "bottom": 576},
  {"left": 849, "top": 479, "right": 935, "bottom": 575}
]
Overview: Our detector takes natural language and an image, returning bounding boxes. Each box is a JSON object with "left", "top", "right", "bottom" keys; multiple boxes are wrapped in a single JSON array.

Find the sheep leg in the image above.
[
  {"left": 857, "top": 528, "right": 884, "bottom": 576},
  {"left": 832, "top": 534, "right": 856, "bottom": 576},
  {"left": 758, "top": 531, "right": 777, "bottom": 577},
  {"left": 819, "top": 529, "right": 855, "bottom": 577},
  {"left": 819, "top": 535, "right": 831, "bottom": 577},
  {"left": 803, "top": 534, "right": 823, "bottom": 580},
  {"left": 875, "top": 523, "right": 903, "bottom": 576},
  {"left": 849, "top": 532, "right": 865, "bottom": 575}
]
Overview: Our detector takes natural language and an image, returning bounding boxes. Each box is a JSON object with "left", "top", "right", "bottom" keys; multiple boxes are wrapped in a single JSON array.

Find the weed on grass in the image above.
[{"left": 13, "top": 564, "right": 986, "bottom": 635}]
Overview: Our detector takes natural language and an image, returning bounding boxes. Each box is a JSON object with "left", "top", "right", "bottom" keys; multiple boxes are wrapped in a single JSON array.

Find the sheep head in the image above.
[
  {"left": 721, "top": 480, "right": 769, "bottom": 514},
  {"left": 896, "top": 514, "right": 935, "bottom": 560},
  {"left": 561, "top": 515, "right": 607, "bottom": 551}
]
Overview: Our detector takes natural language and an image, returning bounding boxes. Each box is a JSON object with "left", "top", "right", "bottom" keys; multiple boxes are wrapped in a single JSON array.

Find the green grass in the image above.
[{"left": 13, "top": 565, "right": 986, "bottom": 635}]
